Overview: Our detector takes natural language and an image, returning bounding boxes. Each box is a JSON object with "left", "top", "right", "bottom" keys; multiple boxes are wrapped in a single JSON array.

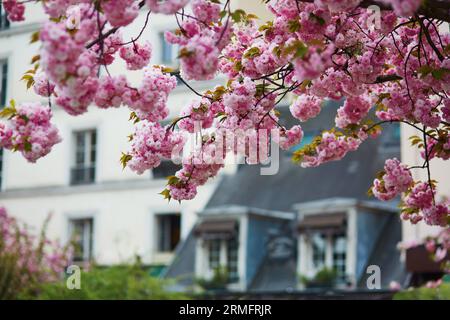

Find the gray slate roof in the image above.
[{"left": 206, "top": 102, "right": 400, "bottom": 212}]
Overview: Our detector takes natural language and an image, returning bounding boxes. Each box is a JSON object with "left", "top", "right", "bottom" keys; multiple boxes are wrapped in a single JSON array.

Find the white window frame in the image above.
[
  {"left": 307, "top": 232, "right": 347, "bottom": 277},
  {"left": 73, "top": 129, "right": 96, "bottom": 168},
  {"left": 297, "top": 209, "right": 356, "bottom": 288},
  {"left": 201, "top": 238, "right": 239, "bottom": 284},
  {"left": 159, "top": 31, "right": 179, "bottom": 67},
  {"left": 68, "top": 217, "right": 94, "bottom": 263},
  {"left": 71, "top": 129, "right": 97, "bottom": 184}
]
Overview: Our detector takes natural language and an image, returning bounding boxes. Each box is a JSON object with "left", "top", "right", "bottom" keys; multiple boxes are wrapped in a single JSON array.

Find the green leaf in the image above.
[
  {"left": 30, "top": 31, "right": 40, "bottom": 44},
  {"left": 159, "top": 188, "right": 172, "bottom": 201},
  {"left": 230, "top": 9, "right": 246, "bottom": 23},
  {"left": 24, "top": 140, "right": 32, "bottom": 152},
  {"left": 431, "top": 68, "right": 450, "bottom": 80},
  {"left": 120, "top": 153, "right": 132, "bottom": 170},
  {"left": 309, "top": 13, "right": 325, "bottom": 25},
  {"left": 287, "top": 20, "right": 300, "bottom": 33},
  {"left": 0, "top": 106, "right": 17, "bottom": 119},
  {"left": 243, "top": 47, "right": 261, "bottom": 59}
]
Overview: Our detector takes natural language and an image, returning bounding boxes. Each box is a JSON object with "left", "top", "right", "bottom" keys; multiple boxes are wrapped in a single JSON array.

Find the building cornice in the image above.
[{"left": 0, "top": 23, "right": 41, "bottom": 38}]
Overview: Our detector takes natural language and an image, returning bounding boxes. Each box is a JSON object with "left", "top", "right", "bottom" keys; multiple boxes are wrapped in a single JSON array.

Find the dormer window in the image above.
[
  {"left": 194, "top": 219, "right": 240, "bottom": 285},
  {"left": 298, "top": 213, "right": 349, "bottom": 286}
]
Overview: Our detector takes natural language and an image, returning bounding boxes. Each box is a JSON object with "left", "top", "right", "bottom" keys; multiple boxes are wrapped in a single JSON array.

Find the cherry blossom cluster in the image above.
[
  {"left": 102, "top": 0, "right": 139, "bottom": 27},
  {"left": 425, "top": 228, "right": 450, "bottom": 271},
  {"left": 119, "top": 42, "right": 152, "bottom": 71},
  {"left": 94, "top": 75, "right": 129, "bottom": 109},
  {"left": 335, "top": 96, "right": 372, "bottom": 129},
  {"left": 146, "top": 0, "right": 190, "bottom": 14},
  {"left": 274, "top": 125, "right": 304, "bottom": 151},
  {"left": 290, "top": 95, "right": 322, "bottom": 122},
  {"left": 178, "top": 98, "right": 215, "bottom": 133},
  {"left": 295, "top": 131, "right": 362, "bottom": 168},
  {"left": 2, "top": 0, "right": 25, "bottom": 21},
  {"left": 0, "top": 207, "right": 72, "bottom": 297},
  {"left": 3, "top": 0, "right": 449, "bottom": 233},
  {"left": 39, "top": 4, "right": 101, "bottom": 115},
  {"left": 126, "top": 121, "right": 186, "bottom": 175},
  {"left": 164, "top": 138, "right": 225, "bottom": 201},
  {"left": 0, "top": 102, "right": 61, "bottom": 163},
  {"left": 122, "top": 67, "right": 178, "bottom": 121},
  {"left": 165, "top": 0, "right": 231, "bottom": 80},
  {"left": 372, "top": 158, "right": 414, "bottom": 201}
]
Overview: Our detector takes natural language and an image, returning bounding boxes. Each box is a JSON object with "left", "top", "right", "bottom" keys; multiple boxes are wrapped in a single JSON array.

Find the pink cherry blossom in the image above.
[
  {"left": 178, "top": 98, "right": 215, "bottom": 133},
  {"left": 3, "top": 0, "right": 25, "bottom": 21},
  {"left": 274, "top": 125, "right": 304, "bottom": 150},
  {"left": 0, "top": 102, "right": 61, "bottom": 163},
  {"left": 146, "top": 0, "right": 189, "bottom": 14},
  {"left": 335, "top": 96, "right": 372, "bottom": 128},
  {"left": 102, "top": 0, "right": 139, "bottom": 27},
  {"left": 122, "top": 66, "right": 177, "bottom": 122},
  {"left": 94, "top": 76, "right": 129, "bottom": 109},
  {"left": 127, "top": 121, "right": 185, "bottom": 175},
  {"left": 191, "top": 0, "right": 221, "bottom": 24},
  {"left": 33, "top": 71, "right": 55, "bottom": 97},
  {"left": 119, "top": 42, "right": 152, "bottom": 71},
  {"left": 372, "top": 158, "right": 413, "bottom": 201}
]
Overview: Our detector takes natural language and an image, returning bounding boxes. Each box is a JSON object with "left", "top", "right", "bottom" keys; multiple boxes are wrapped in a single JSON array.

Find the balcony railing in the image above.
[{"left": 70, "top": 166, "right": 95, "bottom": 185}]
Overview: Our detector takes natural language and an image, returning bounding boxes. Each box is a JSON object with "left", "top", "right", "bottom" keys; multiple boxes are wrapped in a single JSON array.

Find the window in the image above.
[
  {"left": 311, "top": 233, "right": 326, "bottom": 270},
  {"left": 226, "top": 238, "right": 239, "bottom": 282},
  {"left": 70, "top": 218, "right": 94, "bottom": 262},
  {"left": 309, "top": 232, "right": 347, "bottom": 281},
  {"left": 0, "top": 4, "right": 11, "bottom": 31},
  {"left": 208, "top": 239, "right": 221, "bottom": 269},
  {"left": 333, "top": 235, "right": 347, "bottom": 282},
  {"left": 152, "top": 160, "right": 182, "bottom": 179},
  {"left": 160, "top": 32, "right": 178, "bottom": 66},
  {"left": 71, "top": 130, "right": 96, "bottom": 185},
  {"left": 156, "top": 213, "right": 181, "bottom": 252},
  {"left": 380, "top": 123, "right": 400, "bottom": 149},
  {"left": 0, "top": 60, "right": 8, "bottom": 191},
  {"left": 206, "top": 238, "right": 239, "bottom": 283},
  {"left": 1, "top": 59, "right": 7, "bottom": 107}
]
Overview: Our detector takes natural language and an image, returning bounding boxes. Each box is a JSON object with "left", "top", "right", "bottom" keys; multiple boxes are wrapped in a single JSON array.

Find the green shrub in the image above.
[
  {"left": 196, "top": 266, "right": 229, "bottom": 291},
  {"left": 393, "top": 283, "right": 450, "bottom": 300},
  {"left": 0, "top": 208, "right": 71, "bottom": 300},
  {"left": 31, "top": 263, "right": 189, "bottom": 300},
  {"left": 300, "top": 267, "right": 338, "bottom": 288}
]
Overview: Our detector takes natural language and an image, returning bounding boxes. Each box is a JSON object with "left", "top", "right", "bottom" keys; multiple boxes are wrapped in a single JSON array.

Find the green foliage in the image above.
[
  {"left": 393, "top": 283, "right": 450, "bottom": 300},
  {"left": 196, "top": 266, "right": 229, "bottom": 291},
  {"left": 300, "top": 268, "right": 338, "bottom": 288},
  {"left": 31, "top": 264, "right": 189, "bottom": 300}
]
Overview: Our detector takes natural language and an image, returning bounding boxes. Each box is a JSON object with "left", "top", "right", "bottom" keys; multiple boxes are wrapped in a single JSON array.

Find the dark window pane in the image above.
[
  {"left": 0, "top": 5, "right": 11, "bottom": 31},
  {"left": 156, "top": 213, "right": 181, "bottom": 252},
  {"left": 227, "top": 238, "right": 239, "bottom": 283},
  {"left": 152, "top": 161, "right": 182, "bottom": 179},
  {"left": 333, "top": 235, "right": 347, "bottom": 282},
  {"left": 71, "top": 130, "right": 96, "bottom": 185},
  {"left": 312, "top": 233, "right": 326, "bottom": 270},
  {"left": 208, "top": 239, "right": 221, "bottom": 269},
  {"left": 70, "top": 218, "right": 93, "bottom": 262},
  {"left": 1, "top": 60, "right": 8, "bottom": 106}
]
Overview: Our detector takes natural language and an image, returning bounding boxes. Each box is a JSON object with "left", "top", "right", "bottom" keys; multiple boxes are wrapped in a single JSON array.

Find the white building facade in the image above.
[{"left": 0, "top": 4, "right": 228, "bottom": 267}]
